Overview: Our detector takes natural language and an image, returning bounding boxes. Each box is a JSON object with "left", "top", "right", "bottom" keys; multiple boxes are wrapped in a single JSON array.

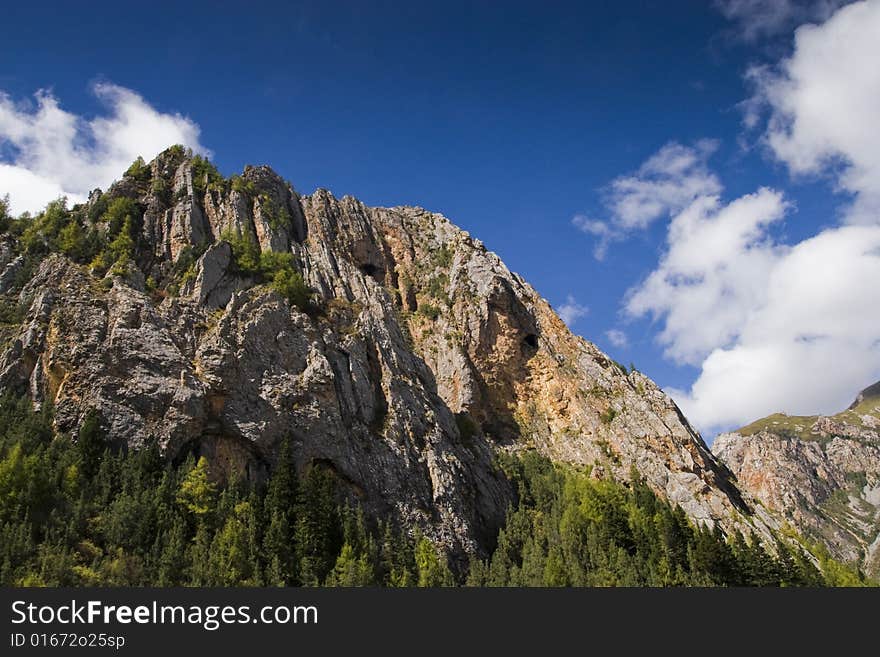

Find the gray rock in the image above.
[
  {"left": 184, "top": 241, "right": 237, "bottom": 308},
  {"left": 0, "top": 150, "right": 784, "bottom": 559},
  {"left": 714, "top": 391, "right": 880, "bottom": 576},
  {"left": 0, "top": 254, "right": 23, "bottom": 294}
]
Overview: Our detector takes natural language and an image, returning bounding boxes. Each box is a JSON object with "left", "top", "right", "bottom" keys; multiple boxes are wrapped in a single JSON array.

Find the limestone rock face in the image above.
[
  {"left": 184, "top": 241, "right": 238, "bottom": 308},
  {"left": 0, "top": 254, "right": 23, "bottom": 293},
  {"left": 0, "top": 147, "right": 773, "bottom": 556},
  {"left": 713, "top": 386, "right": 880, "bottom": 576}
]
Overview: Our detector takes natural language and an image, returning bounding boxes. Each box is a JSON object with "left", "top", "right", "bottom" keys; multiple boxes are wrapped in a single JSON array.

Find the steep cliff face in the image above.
[
  {"left": 713, "top": 385, "right": 880, "bottom": 575},
  {"left": 0, "top": 147, "right": 769, "bottom": 556}
]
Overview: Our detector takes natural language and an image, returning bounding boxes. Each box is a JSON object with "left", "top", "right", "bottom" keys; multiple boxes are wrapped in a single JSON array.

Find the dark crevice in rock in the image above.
[
  {"left": 365, "top": 341, "right": 388, "bottom": 436},
  {"left": 328, "top": 348, "right": 357, "bottom": 428},
  {"left": 404, "top": 286, "right": 418, "bottom": 312},
  {"left": 359, "top": 262, "right": 379, "bottom": 279}
]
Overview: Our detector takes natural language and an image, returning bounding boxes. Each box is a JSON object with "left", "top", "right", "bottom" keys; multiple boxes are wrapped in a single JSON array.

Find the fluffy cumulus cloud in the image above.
[
  {"left": 626, "top": 189, "right": 789, "bottom": 366},
  {"left": 0, "top": 83, "right": 208, "bottom": 215},
  {"left": 633, "top": 194, "right": 880, "bottom": 429},
  {"left": 746, "top": 0, "right": 880, "bottom": 223},
  {"left": 557, "top": 295, "right": 589, "bottom": 327},
  {"left": 627, "top": 1, "right": 880, "bottom": 433},
  {"left": 715, "top": 0, "right": 853, "bottom": 40},
  {"left": 665, "top": 225, "right": 880, "bottom": 429},
  {"left": 606, "top": 141, "right": 722, "bottom": 230},
  {"left": 573, "top": 140, "right": 721, "bottom": 259}
]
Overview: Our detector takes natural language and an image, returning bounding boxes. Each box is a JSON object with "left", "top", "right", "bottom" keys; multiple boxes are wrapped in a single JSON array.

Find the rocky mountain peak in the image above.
[
  {"left": 850, "top": 381, "right": 880, "bottom": 410},
  {"left": 0, "top": 147, "right": 774, "bottom": 557}
]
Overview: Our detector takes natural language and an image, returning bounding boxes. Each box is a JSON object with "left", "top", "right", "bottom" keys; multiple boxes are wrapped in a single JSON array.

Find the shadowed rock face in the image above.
[
  {"left": 0, "top": 148, "right": 770, "bottom": 557},
  {"left": 714, "top": 384, "right": 880, "bottom": 576}
]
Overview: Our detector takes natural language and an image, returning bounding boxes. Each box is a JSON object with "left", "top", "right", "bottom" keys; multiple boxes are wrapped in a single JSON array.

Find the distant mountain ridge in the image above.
[
  {"left": 713, "top": 382, "right": 880, "bottom": 576},
  {"left": 850, "top": 381, "right": 880, "bottom": 409}
]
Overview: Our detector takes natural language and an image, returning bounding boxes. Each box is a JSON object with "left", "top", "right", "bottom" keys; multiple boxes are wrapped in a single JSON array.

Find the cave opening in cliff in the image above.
[{"left": 359, "top": 263, "right": 381, "bottom": 281}]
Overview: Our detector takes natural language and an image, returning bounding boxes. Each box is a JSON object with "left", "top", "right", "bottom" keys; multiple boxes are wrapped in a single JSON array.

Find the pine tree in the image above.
[
  {"left": 325, "top": 543, "right": 375, "bottom": 586},
  {"left": 156, "top": 517, "right": 188, "bottom": 586},
  {"left": 263, "top": 438, "right": 297, "bottom": 584},
  {"left": 378, "top": 521, "right": 414, "bottom": 586},
  {"left": 465, "top": 557, "right": 489, "bottom": 586},
  {"left": 209, "top": 501, "right": 261, "bottom": 586},
  {"left": 264, "top": 510, "right": 293, "bottom": 585},
  {"left": 414, "top": 533, "right": 454, "bottom": 587},
  {"left": 188, "top": 523, "right": 213, "bottom": 586},
  {"left": 177, "top": 456, "right": 216, "bottom": 518},
  {"left": 76, "top": 411, "right": 106, "bottom": 479},
  {"left": 293, "top": 466, "right": 341, "bottom": 585},
  {"left": 542, "top": 545, "right": 568, "bottom": 586}
]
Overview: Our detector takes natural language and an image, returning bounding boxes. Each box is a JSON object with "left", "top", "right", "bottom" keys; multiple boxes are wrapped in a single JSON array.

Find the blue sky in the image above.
[{"left": 2, "top": 1, "right": 879, "bottom": 439}]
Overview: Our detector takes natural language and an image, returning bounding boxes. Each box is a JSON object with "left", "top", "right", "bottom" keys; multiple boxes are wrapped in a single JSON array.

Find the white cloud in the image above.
[
  {"left": 669, "top": 225, "right": 880, "bottom": 430},
  {"left": 572, "top": 214, "right": 613, "bottom": 260},
  {"left": 623, "top": 1, "right": 880, "bottom": 434},
  {"left": 715, "top": 0, "right": 852, "bottom": 40},
  {"left": 557, "top": 295, "right": 589, "bottom": 327},
  {"left": 746, "top": 0, "right": 880, "bottom": 224},
  {"left": 608, "top": 140, "right": 722, "bottom": 230},
  {"left": 0, "top": 83, "right": 208, "bottom": 215},
  {"left": 0, "top": 164, "right": 83, "bottom": 211},
  {"left": 625, "top": 169, "right": 880, "bottom": 433},
  {"left": 633, "top": 191, "right": 880, "bottom": 431},
  {"left": 605, "top": 329, "right": 628, "bottom": 349},
  {"left": 626, "top": 189, "right": 789, "bottom": 366},
  {"left": 573, "top": 140, "right": 721, "bottom": 259}
]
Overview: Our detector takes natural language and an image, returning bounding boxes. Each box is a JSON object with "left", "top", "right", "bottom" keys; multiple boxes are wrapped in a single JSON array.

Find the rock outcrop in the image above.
[
  {"left": 714, "top": 384, "right": 880, "bottom": 576},
  {"left": 0, "top": 147, "right": 773, "bottom": 558}
]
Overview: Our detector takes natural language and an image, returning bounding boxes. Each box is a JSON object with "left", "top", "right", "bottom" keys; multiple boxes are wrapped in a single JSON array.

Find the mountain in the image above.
[
  {"left": 713, "top": 383, "right": 880, "bottom": 576},
  {"left": 0, "top": 147, "right": 774, "bottom": 560}
]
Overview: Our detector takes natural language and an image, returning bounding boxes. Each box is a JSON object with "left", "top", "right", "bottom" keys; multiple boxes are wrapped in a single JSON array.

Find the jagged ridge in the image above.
[{"left": 0, "top": 147, "right": 772, "bottom": 557}]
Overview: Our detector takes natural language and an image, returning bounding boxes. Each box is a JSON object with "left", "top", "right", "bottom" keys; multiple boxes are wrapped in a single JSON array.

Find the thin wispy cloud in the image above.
[
  {"left": 557, "top": 295, "right": 589, "bottom": 327},
  {"left": 572, "top": 140, "right": 721, "bottom": 259},
  {"left": 0, "top": 82, "right": 209, "bottom": 215},
  {"left": 605, "top": 329, "right": 628, "bottom": 349},
  {"left": 571, "top": 214, "right": 613, "bottom": 260},
  {"left": 714, "top": 0, "right": 853, "bottom": 41}
]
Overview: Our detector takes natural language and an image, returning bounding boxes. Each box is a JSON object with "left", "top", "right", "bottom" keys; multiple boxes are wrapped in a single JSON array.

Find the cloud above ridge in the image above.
[
  {"left": 0, "top": 82, "right": 208, "bottom": 215},
  {"left": 557, "top": 295, "right": 590, "bottom": 327}
]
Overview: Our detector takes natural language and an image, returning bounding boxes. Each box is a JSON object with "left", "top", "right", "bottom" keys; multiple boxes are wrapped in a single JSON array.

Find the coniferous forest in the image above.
[{"left": 0, "top": 392, "right": 870, "bottom": 587}]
